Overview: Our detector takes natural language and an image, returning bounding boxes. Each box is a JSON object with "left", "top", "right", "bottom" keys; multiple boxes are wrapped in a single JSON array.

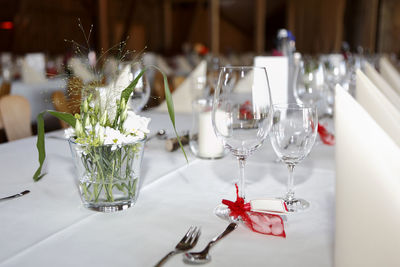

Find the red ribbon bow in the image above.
[{"left": 222, "top": 184, "right": 286, "bottom": 238}]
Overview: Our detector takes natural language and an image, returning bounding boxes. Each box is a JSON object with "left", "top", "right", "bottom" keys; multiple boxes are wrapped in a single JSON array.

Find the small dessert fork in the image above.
[{"left": 154, "top": 226, "right": 201, "bottom": 267}]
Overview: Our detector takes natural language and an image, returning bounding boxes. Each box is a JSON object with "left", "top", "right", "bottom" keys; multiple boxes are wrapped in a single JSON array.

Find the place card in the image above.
[{"left": 244, "top": 198, "right": 288, "bottom": 214}]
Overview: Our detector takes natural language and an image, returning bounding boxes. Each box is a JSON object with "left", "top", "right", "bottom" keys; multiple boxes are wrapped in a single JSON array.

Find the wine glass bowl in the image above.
[
  {"left": 212, "top": 66, "right": 273, "bottom": 199},
  {"left": 293, "top": 57, "right": 327, "bottom": 113},
  {"left": 270, "top": 103, "right": 318, "bottom": 212}
]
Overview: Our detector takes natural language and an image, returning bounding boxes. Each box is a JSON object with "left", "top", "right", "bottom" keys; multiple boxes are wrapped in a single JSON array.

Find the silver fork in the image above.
[{"left": 154, "top": 226, "right": 201, "bottom": 267}]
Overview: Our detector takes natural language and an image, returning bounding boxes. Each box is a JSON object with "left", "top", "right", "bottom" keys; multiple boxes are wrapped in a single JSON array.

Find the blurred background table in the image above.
[{"left": 9, "top": 78, "right": 66, "bottom": 123}]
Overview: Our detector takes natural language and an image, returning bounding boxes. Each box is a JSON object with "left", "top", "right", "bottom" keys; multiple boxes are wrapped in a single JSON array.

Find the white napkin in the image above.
[
  {"left": 364, "top": 62, "right": 400, "bottom": 108},
  {"left": 356, "top": 69, "right": 400, "bottom": 146},
  {"left": 232, "top": 70, "right": 253, "bottom": 93},
  {"left": 254, "top": 56, "right": 288, "bottom": 105},
  {"left": 334, "top": 85, "right": 400, "bottom": 267},
  {"left": 156, "top": 60, "right": 206, "bottom": 113},
  {"left": 21, "top": 53, "right": 46, "bottom": 83},
  {"left": 380, "top": 56, "right": 400, "bottom": 95},
  {"left": 174, "top": 55, "right": 193, "bottom": 75},
  {"left": 68, "top": 57, "right": 96, "bottom": 83}
]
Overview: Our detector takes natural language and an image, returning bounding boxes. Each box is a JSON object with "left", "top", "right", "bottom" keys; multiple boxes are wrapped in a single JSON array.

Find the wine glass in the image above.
[
  {"left": 212, "top": 66, "right": 273, "bottom": 202},
  {"left": 293, "top": 56, "right": 328, "bottom": 115},
  {"left": 293, "top": 56, "right": 334, "bottom": 143},
  {"left": 320, "top": 54, "right": 351, "bottom": 109},
  {"left": 128, "top": 64, "right": 150, "bottom": 112},
  {"left": 270, "top": 103, "right": 318, "bottom": 212}
]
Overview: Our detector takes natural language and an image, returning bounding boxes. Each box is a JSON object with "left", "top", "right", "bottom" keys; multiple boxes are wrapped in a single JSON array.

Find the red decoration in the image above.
[
  {"left": 194, "top": 43, "right": 209, "bottom": 56},
  {"left": 272, "top": 49, "right": 284, "bottom": 56},
  {"left": 0, "top": 21, "right": 13, "bottom": 30},
  {"left": 317, "top": 123, "right": 335, "bottom": 145},
  {"left": 239, "top": 101, "right": 253, "bottom": 120},
  {"left": 222, "top": 184, "right": 286, "bottom": 238},
  {"left": 46, "top": 67, "right": 58, "bottom": 77}
]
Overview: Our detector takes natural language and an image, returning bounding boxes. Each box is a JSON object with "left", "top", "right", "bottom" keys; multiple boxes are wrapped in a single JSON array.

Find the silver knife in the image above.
[{"left": 0, "top": 190, "right": 30, "bottom": 201}]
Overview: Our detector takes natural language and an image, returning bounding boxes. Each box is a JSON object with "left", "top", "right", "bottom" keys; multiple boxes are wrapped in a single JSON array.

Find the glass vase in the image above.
[{"left": 69, "top": 139, "right": 145, "bottom": 212}]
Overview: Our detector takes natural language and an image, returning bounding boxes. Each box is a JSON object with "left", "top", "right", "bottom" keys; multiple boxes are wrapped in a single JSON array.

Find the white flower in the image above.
[
  {"left": 103, "top": 126, "right": 126, "bottom": 150},
  {"left": 64, "top": 127, "right": 76, "bottom": 139},
  {"left": 123, "top": 111, "right": 151, "bottom": 139},
  {"left": 124, "top": 133, "right": 142, "bottom": 144},
  {"left": 93, "top": 123, "right": 105, "bottom": 142}
]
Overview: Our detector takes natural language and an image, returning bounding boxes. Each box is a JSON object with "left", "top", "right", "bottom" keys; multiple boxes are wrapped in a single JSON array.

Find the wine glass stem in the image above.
[
  {"left": 238, "top": 157, "right": 246, "bottom": 199},
  {"left": 285, "top": 164, "right": 295, "bottom": 202}
]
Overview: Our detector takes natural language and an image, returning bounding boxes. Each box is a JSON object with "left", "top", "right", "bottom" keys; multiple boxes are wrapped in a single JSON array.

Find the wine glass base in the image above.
[{"left": 282, "top": 198, "right": 310, "bottom": 213}]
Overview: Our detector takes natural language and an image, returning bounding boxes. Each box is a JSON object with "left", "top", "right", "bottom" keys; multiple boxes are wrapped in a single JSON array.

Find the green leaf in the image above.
[
  {"left": 48, "top": 111, "right": 76, "bottom": 127},
  {"left": 33, "top": 112, "right": 47, "bottom": 181},
  {"left": 33, "top": 110, "right": 76, "bottom": 181},
  {"left": 161, "top": 71, "right": 188, "bottom": 162},
  {"left": 120, "top": 68, "right": 146, "bottom": 104}
]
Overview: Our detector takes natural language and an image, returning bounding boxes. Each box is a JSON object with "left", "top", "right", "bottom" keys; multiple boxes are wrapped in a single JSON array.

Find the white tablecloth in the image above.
[
  {"left": 8, "top": 78, "right": 66, "bottom": 122},
  {"left": 0, "top": 112, "right": 335, "bottom": 267}
]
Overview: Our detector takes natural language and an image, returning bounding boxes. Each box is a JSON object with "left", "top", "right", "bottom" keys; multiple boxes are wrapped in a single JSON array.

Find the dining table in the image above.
[
  {"left": 0, "top": 111, "right": 335, "bottom": 267},
  {"left": 6, "top": 77, "right": 66, "bottom": 123}
]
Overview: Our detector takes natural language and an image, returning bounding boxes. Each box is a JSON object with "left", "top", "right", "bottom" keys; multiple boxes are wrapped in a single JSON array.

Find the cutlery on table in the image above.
[
  {"left": 154, "top": 226, "right": 201, "bottom": 267},
  {"left": 183, "top": 223, "right": 237, "bottom": 264},
  {"left": 0, "top": 190, "right": 30, "bottom": 201}
]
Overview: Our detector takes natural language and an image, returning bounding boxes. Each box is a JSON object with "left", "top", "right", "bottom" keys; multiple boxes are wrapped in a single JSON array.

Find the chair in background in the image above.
[
  {"left": 0, "top": 81, "right": 11, "bottom": 131},
  {"left": 51, "top": 91, "right": 71, "bottom": 128},
  {"left": 0, "top": 95, "right": 32, "bottom": 141},
  {"left": 0, "top": 81, "right": 11, "bottom": 98}
]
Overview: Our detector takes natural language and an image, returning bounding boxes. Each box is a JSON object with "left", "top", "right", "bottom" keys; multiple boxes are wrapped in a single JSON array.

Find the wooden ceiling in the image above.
[{"left": 0, "top": 0, "right": 399, "bottom": 55}]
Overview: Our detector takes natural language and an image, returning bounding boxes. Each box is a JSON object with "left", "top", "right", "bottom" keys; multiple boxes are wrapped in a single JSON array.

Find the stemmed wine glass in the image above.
[
  {"left": 128, "top": 63, "right": 151, "bottom": 112},
  {"left": 212, "top": 66, "right": 273, "bottom": 203},
  {"left": 270, "top": 103, "right": 318, "bottom": 212},
  {"left": 293, "top": 56, "right": 328, "bottom": 115}
]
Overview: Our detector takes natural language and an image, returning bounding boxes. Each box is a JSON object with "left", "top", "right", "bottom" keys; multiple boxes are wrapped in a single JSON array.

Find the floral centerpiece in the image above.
[
  {"left": 64, "top": 75, "right": 152, "bottom": 211},
  {"left": 33, "top": 23, "right": 186, "bottom": 211}
]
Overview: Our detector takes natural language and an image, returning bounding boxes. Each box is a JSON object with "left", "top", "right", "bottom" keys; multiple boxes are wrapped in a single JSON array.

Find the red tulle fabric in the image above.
[
  {"left": 222, "top": 184, "right": 286, "bottom": 238},
  {"left": 317, "top": 123, "right": 335, "bottom": 145}
]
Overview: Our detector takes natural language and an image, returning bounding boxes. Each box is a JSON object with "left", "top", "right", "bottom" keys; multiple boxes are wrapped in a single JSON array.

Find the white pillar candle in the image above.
[{"left": 198, "top": 110, "right": 224, "bottom": 158}]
